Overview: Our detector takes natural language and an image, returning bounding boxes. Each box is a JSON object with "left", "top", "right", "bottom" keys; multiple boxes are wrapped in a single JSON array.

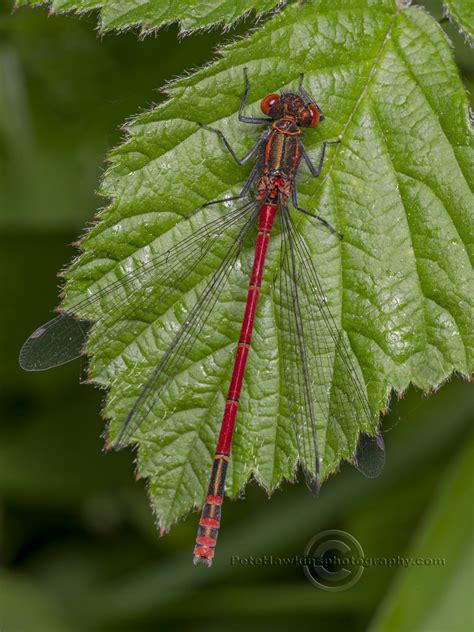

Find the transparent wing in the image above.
[
  {"left": 277, "top": 207, "right": 380, "bottom": 490},
  {"left": 113, "top": 203, "right": 260, "bottom": 448},
  {"left": 350, "top": 431, "right": 385, "bottom": 478},
  {"left": 20, "top": 202, "right": 255, "bottom": 371},
  {"left": 20, "top": 314, "right": 92, "bottom": 371},
  {"left": 278, "top": 211, "right": 321, "bottom": 492}
]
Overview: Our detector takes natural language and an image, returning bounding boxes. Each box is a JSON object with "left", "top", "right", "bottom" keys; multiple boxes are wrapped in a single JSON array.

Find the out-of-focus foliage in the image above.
[
  {"left": 1, "top": 1, "right": 473, "bottom": 630},
  {"left": 369, "top": 434, "right": 474, "bottom": 632}
]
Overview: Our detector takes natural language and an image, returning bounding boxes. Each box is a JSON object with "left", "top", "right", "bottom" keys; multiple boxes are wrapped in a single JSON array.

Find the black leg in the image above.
[
  {"left": 299, "top": 138, "right": 341, "bottom": 178},
  {"left": 199, "top": 123, "right": 262, "bottom": 165},
  {"left": 198, "top": 68, "right": 268, "bottom": 164},
  {"left": 239, "top": 67, "right": 270, "bottom": 125},
  {"left": 201, "top": 163, "right": 257, "bottom": 208},
  {"left": 186, "top": 162, "right": 257, "bottom": 219},
  {"left": 298, "top": 73, "right": 325, "bottom": 121},
  {"left": 291, "top": 186, "right": 343, "bottom": 239}
]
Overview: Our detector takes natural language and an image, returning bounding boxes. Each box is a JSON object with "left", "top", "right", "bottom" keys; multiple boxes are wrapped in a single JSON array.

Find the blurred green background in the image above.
[{"left": 0, "top": 2, "right": 472, "bottom": 630}]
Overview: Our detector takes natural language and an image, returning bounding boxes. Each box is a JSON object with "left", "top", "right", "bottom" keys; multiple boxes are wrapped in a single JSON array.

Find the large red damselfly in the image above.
[{"left": 20, "top": 69, "right": 384, "bottom": 566}]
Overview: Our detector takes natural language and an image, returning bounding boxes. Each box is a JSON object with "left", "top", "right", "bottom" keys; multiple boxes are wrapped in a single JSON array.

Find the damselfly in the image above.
[{"left": 20, "top": 69, "right": 385, "bottom": 566}]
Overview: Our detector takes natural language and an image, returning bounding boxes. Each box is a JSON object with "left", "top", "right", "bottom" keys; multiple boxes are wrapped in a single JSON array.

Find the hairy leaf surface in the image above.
[
  {"left": 15, "top": 0, "right": 283, "bottom": 34},
  {"left": 444, "top": 0, "right": 474, "bottom": 40}
]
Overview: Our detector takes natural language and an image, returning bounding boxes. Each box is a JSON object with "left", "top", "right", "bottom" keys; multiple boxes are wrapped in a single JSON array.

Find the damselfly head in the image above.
[{"left": 260, "top": 92, "right": 323, "bottom": 128}]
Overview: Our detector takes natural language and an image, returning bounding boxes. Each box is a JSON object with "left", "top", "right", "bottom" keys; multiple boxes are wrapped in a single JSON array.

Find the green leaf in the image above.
[
  {"left": 14, "top": 0, "right": 283, "bottom": 34},
  {"left": 444, "top": 0, "right": 474, "bottom": 41},
  {"left": 368, "top": 433, "right": 474, "bottom": 632},
  {"left": 59, "top": 0, "right": 473, "bottom": 530}
]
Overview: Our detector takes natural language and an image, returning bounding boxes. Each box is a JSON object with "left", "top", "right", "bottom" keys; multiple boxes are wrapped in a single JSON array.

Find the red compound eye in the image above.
[
  {"left": 309, "top": 104, "right": 321, "bottom": 128},
  {"left": 260, "top": 93, "right": 280, "bottom": 115}
]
